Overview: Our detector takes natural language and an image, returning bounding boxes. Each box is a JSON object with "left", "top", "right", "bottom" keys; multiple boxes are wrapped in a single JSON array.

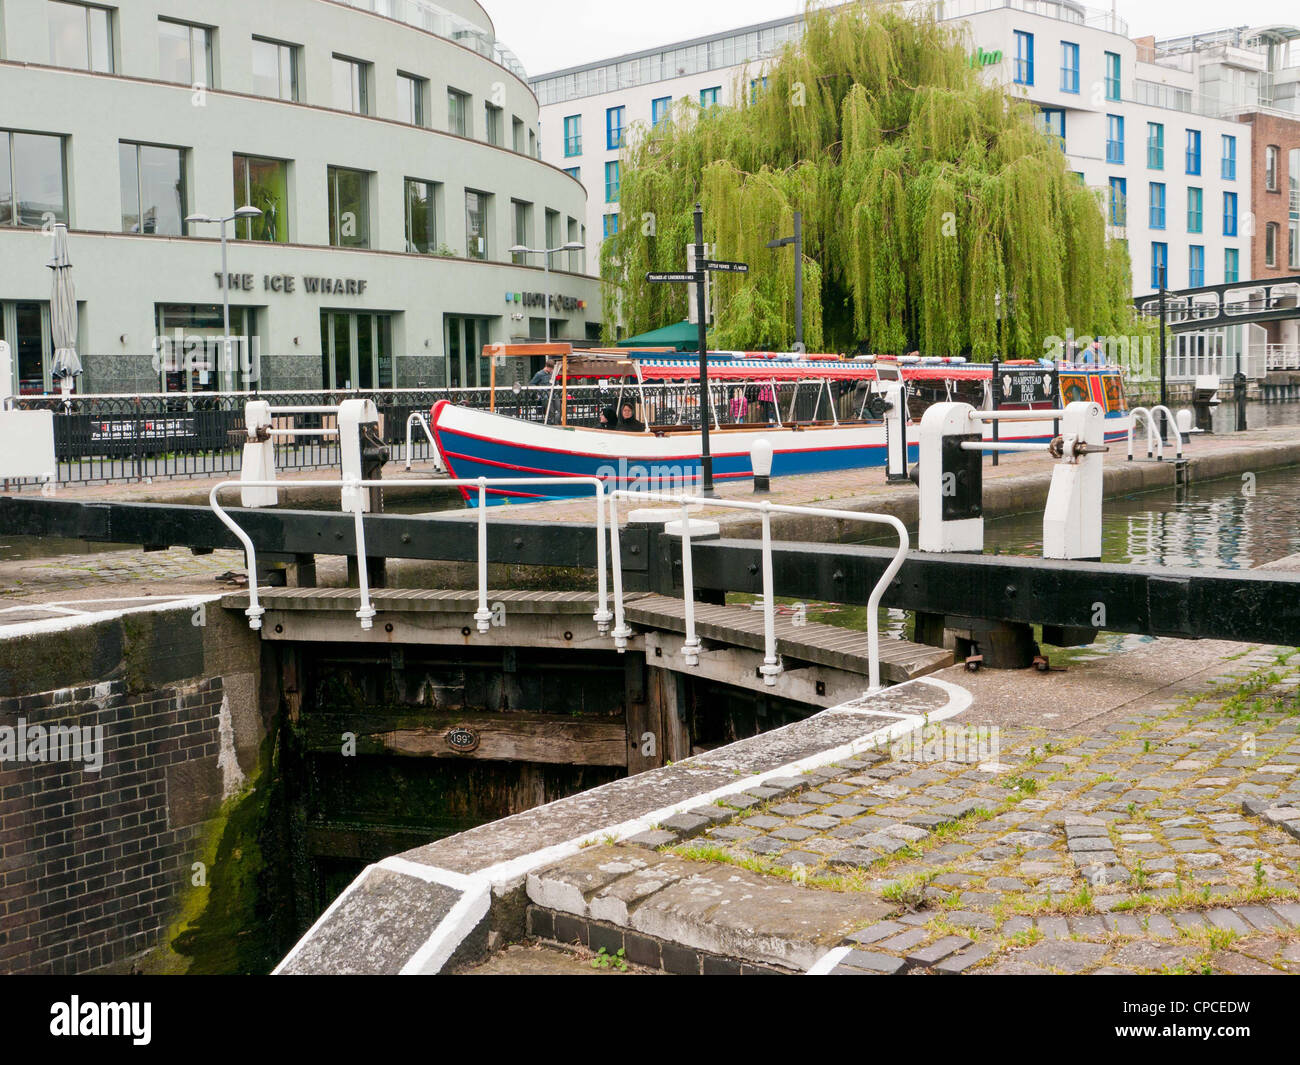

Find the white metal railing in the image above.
[
  {"left": 1127, "top": 406, "right": 1183, "bottom": 461},
  {"left": 404, "top": 413, "right": 444, "bottom": 471},
  {"left": 604, "top": 491, "right": 909, "bottom": 692},
  {"left": 208, "top": 477, "right": 911, "bottom": 694},
  {"left": 1266, "top": 344, "right": 1300, "bottom": 371},
  {"left": 210, "top": 477, "right": 612, "bottom": 634}
]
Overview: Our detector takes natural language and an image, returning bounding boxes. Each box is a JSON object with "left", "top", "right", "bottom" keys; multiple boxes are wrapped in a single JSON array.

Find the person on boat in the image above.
[
  {"left": 729, "top": 387, "right": 748, "bottom": 423},
  {"left": 530, "top": 359, "right": 556, "bottom": 422},
  {"left": 757, "top": 382, "right": 776, "bottom": 424},
  {"left": 1080, "top": 340, "right": 1102, "bottom": 366},
  {"left": 599, "top": 405, "right": 618, "bottom": 430},
  {"left": 617, "top": 400, "right": 645, "bottom": 432}
]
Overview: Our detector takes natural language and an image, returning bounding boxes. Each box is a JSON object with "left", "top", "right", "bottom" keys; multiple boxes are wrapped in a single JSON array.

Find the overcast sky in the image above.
[{"left": 486, "top": 0, "right": 1300, "bottom": 77}]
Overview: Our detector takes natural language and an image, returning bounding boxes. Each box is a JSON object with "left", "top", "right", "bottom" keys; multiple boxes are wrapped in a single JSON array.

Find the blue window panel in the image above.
[
  {"left": 1223, "top": 191, "right": 1238, "bottom": 236},
  {"left": 604, "top": 160, "right": 620, "bottom": 203},
  {"left": 1109, "top": 176, "right": 1126, "bottom": 226},
  {"left": 1187, "top": 187, "right": 1202, "bottom": 233},
  {"left": 1151, "top": 241, "right": 1168, "bottom": 289},
  {"left": 1104, "top": 51, "right": 1121, "bottom": 101},
  {"left": 1038, "top": 107, "right": 1065, "bottom": 142},
  {"left": 1185, "top": 129, "right": 1201, "bottom": 175},
  {"left": 1221, "top": 134, "right": 1236, "bottom": 180},
  {"left": 603, "top": 213, "right": 619, "bottom": 239},
  {"left": 562, "top": 166, "right": 579, "bottom": 180},
  {"left": 1106, "top": 114, "right": 1124, "bottom": 165},
  {"left": 1224, "top": 247, "right": 1239, "bottom": 282},
  {"left": 1147, "top": 123, "right": 1163, "bottom": 169},
  {"left": 1188, "top": 244, "right": 1204, "bottom": 287},
  {"left": 1149, "top": 182, "right": 1165, "bottom": 229},
  {"left": 700, "top": 86, "right": 720, "bottom": 108},
  {"left": 606, "top": 106, "right": 625, "bottom": 150},
  {"left": 652, "top": 96, "right": 671, "bottom": 127},
  {"left": 563, "top": 114, "right": 581, "bottom": 157},
  {"left": 1060, "top": 41, "right": 1079, "bottom": 93},
  {"left": 1014, "top": 31, "right": 1034, "bottom": 85}
]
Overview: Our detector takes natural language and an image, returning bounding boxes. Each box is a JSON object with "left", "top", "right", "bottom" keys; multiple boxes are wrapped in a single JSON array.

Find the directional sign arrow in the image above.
[
  {"left": 702, "top": 260, "right": 749, "bottom": 273},
  {"left": 646, "top": 272, "right": 702, "bottom": 283}
]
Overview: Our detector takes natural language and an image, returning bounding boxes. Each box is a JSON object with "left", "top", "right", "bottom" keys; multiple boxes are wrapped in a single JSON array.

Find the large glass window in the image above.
[
  {"left": 1221, "top": 134, "right": 1236, "bottom": 180},
  {"left": 0, "top": 131, "right": 68, "bottom": 228},
  {"left": 652, "top": 96, "right": 671, "bottom": 127},
  {"left": 606, "top": 106, "right": 625, "bottom": 149},
  {"left": 484, "top": 104, "right": 503, "bottom": 146},
  {"left": 465, "top": 189, "right": 489, "bottom": 260},
  {"left": 1185, "top": 129, "right": 1201, "bottom": 175},
  {"left": 405, "top": 178, "right": 438, "bottom": 253},
  {"left": 327, "top": 166, "right": 369, "bottom": 248},
  {"left": 563, "top": 114, "right": 581, "bottom": 156},
  {"left": 48, "top": 1, "right": 112, "bottom": 73},
  {"left": 119, "top": 142, "right": 185, "bottom": 236},
  {"left": 398, "top": 73, "right": 427, "bottom": 126},
  {"left": 332, "top": 56, "right": 369, "bottom": 114},
  {"left": 603, "top": 213, "right": 619, "bottom": 239},
  {"left": 700, "top": 86, "right": 720, "bottom": 108},
  {"left": 1186, "top": 187, "right": 1202, "bottom": 233},
  {"left": 1060, "top": 41, "right": 1078, "bottom": 93},
  {"left": 1013, "top": 30, "right": 1033, "bottom": 85},
  {"left": 448, "top": 90, "right": 469, "bottom": 136},
  {"left": 252, "top": 37, "right": 297, "bottom": 101},
  {"left": 1105, "top": 115, "right": 1124, "bottom": 165},
  {"left": 1224, "top": 248, "right": 1239, "bottom": 283},
  {"left": 1147, "top": 123, "right": 1163, "bottom": 169},
  {"left": 605, "top": 160, "right": 620, "bottom": 203},
  {"left": 1037, "top": 108, "right": 1065, "bottom": 142},
  {"left": 1104, "top": 51, "right": 1121, "bottom": 101},
  {"left": 1188, "top": 244, "right": 1204, "bottom": 288},
  {"left": 158, "top": 18, "right": 212, "bottom": 87},
  {"left": 232, "top": 155, "right": 289, "bottom": 241},
  {"left": 1148, "top": 182, "right": 1165, "bottom": 229},
  {"left": 1223, "top": 191, "right": 1237, "bottom": 237},
  {"left": 1265, "top": 145, "right": 1278, "bottom": 190},
  {"left": 511, "top": 199, "right": 532, "bottom": 263}
]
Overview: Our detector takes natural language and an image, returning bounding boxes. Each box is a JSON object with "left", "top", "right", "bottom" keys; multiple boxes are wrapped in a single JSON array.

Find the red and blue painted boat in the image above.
[{"left": 428, "top": 347, "right": 1133, "bottom": 505}]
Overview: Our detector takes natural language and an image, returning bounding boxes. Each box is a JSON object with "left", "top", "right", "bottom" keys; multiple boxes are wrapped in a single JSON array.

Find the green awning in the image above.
[{"left": 616, "top": 320, "right": 705, "bottom": 352}]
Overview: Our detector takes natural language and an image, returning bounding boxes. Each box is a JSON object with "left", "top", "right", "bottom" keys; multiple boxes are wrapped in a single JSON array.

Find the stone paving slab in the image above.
[{"left": 522, "top": 643, "right": 1300, "bottom": 975}]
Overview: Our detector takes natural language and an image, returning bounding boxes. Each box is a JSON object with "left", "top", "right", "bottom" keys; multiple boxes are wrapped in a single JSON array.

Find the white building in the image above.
[
  {"left": 0, "top": 0, "right": 601, "bottom": 397},
  {"left": 532, "top": 0, "right": 1252, "bottom": 306}
]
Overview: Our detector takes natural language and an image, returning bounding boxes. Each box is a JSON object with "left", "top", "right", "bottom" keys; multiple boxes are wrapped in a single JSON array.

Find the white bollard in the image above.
[
  {"left": 917, "top": 402, "right": 983, "bottom": 553},
  {"left": 337, "top": 398, "right": 380, "bottom": 514},
  {"left": 1043, "top": 401, "right": 1105, "bottom": 561},
  {"left": 878, "top": 367, "right": 909, "bottom": 483},
  {"left": 240, "top": 400, "right": 278, "bottom": 508}
]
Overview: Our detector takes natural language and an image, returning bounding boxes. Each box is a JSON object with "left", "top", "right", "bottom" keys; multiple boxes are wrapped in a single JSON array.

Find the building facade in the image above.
[
  {"left": 0, "top": 0, "right": 601, "bottom": 397},
  {"left": 531, "top": 0, "right": 1253, "bottom": 308}
]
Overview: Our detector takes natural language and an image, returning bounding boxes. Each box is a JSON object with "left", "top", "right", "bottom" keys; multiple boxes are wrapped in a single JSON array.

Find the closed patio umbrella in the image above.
[{"left": 48, "top": 223, "right": 81, "bottom": 396}]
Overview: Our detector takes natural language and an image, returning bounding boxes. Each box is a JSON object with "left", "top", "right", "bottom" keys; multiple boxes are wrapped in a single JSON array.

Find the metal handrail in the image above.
[
  {"left": 209, "top": 477, "right": 611, "bottom": 634},
  {"left": 1127, "top": 405, "right": 1183, "bottom": 461},
  {"left": 604, "top": 490, "right": 909, "bottom": 693},
  {"left": 404, "top": 412, "right": 443, "bottom": 472}
]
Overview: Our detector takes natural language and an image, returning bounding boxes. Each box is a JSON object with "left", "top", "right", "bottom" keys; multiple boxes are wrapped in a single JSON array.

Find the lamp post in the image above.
[
  {"left": 509, "top": 241, "right": 585, "bottom": 342},
  {"left": 1158, "top": 264, "right": 1168, "bottom": 443},
  {"left": 185, "top": 205, "right": 262, "bottom": 392},
  {"left": 765, "top": 210, "right": 803, "bottom": 351}
]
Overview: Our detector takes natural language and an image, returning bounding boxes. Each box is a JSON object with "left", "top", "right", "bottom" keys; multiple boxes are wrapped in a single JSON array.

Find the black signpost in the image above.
[{"left": 645, "top": 203, "right": 747, "bottom": 496}]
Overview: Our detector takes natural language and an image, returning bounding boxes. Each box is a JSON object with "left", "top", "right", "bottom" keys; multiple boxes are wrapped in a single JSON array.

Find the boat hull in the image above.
[{"left": 428, "top": 401, "right": 1133, "bottom": 504}]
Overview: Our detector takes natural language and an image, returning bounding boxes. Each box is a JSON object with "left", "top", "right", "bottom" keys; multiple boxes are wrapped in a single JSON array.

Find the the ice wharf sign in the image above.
[{"left": 215, "top": 273, "right": 370, "bottom": 296}]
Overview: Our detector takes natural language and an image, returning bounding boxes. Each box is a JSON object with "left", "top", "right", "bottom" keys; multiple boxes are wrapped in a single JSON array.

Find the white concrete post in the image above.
[
  {"left": 337, "top": 398, "right": 379, "bottom": 514},
  {"left": 917, "top": 401, "right": 983, "bottom": 553},
  {"left": 1043, "top": 400, "right": 1106, "bottom": 561},
  {"left": 240, "top": 400, "right": 278, "bottom": 508}
]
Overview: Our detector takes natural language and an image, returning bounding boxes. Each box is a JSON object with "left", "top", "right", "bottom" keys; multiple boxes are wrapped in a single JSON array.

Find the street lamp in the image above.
[
  {"left": 186, "top": 205, "right": 263, "bottom": 391},
  {"left": 509, "top": 241, "right": 585, "bottom": 342}
]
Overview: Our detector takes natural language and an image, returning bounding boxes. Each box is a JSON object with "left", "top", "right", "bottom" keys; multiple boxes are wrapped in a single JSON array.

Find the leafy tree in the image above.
[{"left": 601, "top": 1, "right": 1136, "bottom": 358}]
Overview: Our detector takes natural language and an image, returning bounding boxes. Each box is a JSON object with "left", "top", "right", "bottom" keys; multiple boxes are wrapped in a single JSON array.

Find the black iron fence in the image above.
[{"left": 10, "top": 379, "right": 882, "bottom": 486}]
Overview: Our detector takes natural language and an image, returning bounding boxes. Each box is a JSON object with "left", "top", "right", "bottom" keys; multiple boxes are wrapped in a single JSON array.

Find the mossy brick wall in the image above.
[{"left": 0, "top": 604, "right": 263, "bottom": 974}]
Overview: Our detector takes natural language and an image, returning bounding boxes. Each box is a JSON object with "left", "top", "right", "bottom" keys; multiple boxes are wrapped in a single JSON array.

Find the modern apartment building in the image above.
[
  {"left": 531, "top": 0, "right": 1254, "bottom": 309},
  {"left": 0, "top": 0, "right": 601, "bottom": 396}
]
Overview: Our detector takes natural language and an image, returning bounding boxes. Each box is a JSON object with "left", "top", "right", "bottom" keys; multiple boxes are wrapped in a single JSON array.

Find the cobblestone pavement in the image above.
[{"left": 532, "top": 646, "right": 1300, "bottom": 974}]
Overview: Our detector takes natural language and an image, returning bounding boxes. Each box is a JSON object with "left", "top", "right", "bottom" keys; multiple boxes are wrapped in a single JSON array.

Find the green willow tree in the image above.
[{"left": 601, "top": 1, "right": 1138, "bottom": 358}]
